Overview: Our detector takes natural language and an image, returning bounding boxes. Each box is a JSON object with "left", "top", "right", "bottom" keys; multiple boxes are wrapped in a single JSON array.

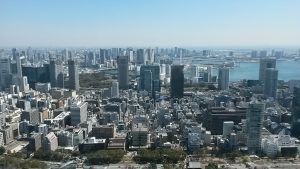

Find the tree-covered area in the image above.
[
  {"left": 205, "top": 162, "right": 218, "bottom": 169},
  {"left": 0, "top": 156, "right": 47, "bottom": 169},
  {"left": 79, "top": 73, "right": 113, "bottom": 88},
  {"left": 33, "top": 149, "right": 64, "bottom": 162},
  {"left": 86, "top": 149, "right": 125, "bottom": 165},
  {"left": 0, "top": 146, "right": 5, "bottom": 155},
  {"left": 133, "top": 148, "right": 186, "bottom": 164}
]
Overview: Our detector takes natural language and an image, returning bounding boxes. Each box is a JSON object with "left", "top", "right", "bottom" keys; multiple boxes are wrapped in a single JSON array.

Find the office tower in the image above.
[
  {"left": 0, "top": 58, "right": 11, "bottom": 90},
  {"left": 43, "top": 132, "right": 58, "bottom": 151},
  {"left": 171, "top": 65, "right": 184, "bottom": 98},
  {"left": 223, "top": 121, "right": 234, "bottom": 137},
  {"left": 86, "top": 51, "right": 96, "bottom": 67},
  {"left": 259, "top": 58, "right": 276, "bottom": 82},
  {"left": 28, "top": 133, "right": 42, "bottom": 152},
  {"left": 111, "top": 48, "right": 118, "bottom": 59},
  {"left": 205, "top": 66, "right": 212, "bottom": 82},
  {"left": 251, "top": 50, "right": 258, "bottom": 58},
  {"left": 70, "top": 102, "right": 88, "bottom": 126},
  {"left": 19, "top": 76, "right": 30, "bottom": 92},
  {"left": 12, "top": 54, "right": 30, "bottom": 91},
  {"left": 263, "top": 68, "right": 278, "bottom": 99},
  {"left": 63, "top": 48, "right": 68, "bottom": 61},
  {"left": 100, "top": 49, "right": 106, "bottom": 64},
  {"left": 49, "top": 59, "right": 64, "bottom": 88},
  {"left": 49, "top": 60, "right": 56, "bottom": 86},
  {"left": 12, "top": 48, "right": 17, "bottom": 60},
  {"left": 136, "top": 49, "right": 145, "bottom": 65},
  {"left": 21, "top": 109, "right": 40, "bottom": 124},
  {"left": 141, "top": 70, "right": 152, "bottom": 93},
  {"left": 140, "top": 65, "right": 160, "bottom": 96},
  {"left": 91, "top": 124, "right": 116, "bottom": 139},
  {"left": 259, "top": 50, "right": 267, "bottom": 58},
  {"left": 68, "top": 60, "right": 79, "bottom": 90},
  {"left": 246, "top": 102, "right": 265, "bottom": 154},
  {"left": 22, "top": 65, "right": 50, "bottom": 89},
  {"left": 291, "top": 87, "right": 300, "bottom": 137},
  {"left": 16, "top": 54, "right": 23, "bottom": 78},
  {"left": 131, "top": 124, "right": 149, "bottom": 147},
  {"left": 111, "top": 81, "right": 119, "bottom": 98},
  {"left": 117, "top": 56, "right": 129, "bottom": 90},
  {"left": 218, "top": 67, "right": 229, "bottom": 90}
]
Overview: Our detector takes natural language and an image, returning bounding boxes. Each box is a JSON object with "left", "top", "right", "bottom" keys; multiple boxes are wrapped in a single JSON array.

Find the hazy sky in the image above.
[{"left": 0, "top": 0, "right": 300, "bottom": 47}]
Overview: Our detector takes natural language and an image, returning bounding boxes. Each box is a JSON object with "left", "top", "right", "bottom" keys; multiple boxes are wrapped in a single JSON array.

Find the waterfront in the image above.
[{"left": 206, "top": 60, "right": 300, "bottom": 82}]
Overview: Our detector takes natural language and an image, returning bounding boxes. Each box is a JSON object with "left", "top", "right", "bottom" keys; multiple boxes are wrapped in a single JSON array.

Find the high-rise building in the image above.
[
  {"left": 259, "top": 50, "right": 267, "bottom": 58},
  {"left": 85, "top": 51, "right": 95, "bottom": 67},
  {"left": 246, "top": 102, "right": 265, "bottom": 154},
  {"left": 100, "top": 49, "right": 106, "bottom": 64},
  {"left": 21, "top": 109, "right": 40, "bottom": 124},
  {"left": 223, "top": 121, "right": 234, "bottom": 137},
  {"left": 49, "top": 59, "right": 64, "bottom": 88},
  {"left": 140, "top": 65, "right": 160, "bottom": 96},
  {"left": 28, "top": 132, "right": 42, "bottom": 152},
  {"left": 218, "top": 67, "right": 229, "bottom": 90},
  {"left": 12, "top": 48, "right": 17, "bottom": 60},
  {"left": 0, "top": 58, "right": 11, "bottom": 90},
  {"left": 22, "top": 64, "right": 50, "bottom": 89},
  {"left": 43, "top": 132, "right": 58, "bottom": 151},
  {"left": 136, "top": 49, "right": 145, "bottom": 65},
  {"left": 171, "top": 65, "right": 184, "bottom": 98},
  {"left": 68, "top": 60, "right": 79, "bottom": 90},
  {"left": 111, "top": 81, "right": 119, "bottom": 98},
  {"left": 117, "top": 56, "right": 129, "bottom": 90},
  {"left": 70, "top": 102, "right": 88, "bottom": 126},
  {"left": 141, "top": 70, "right": 152, "bottom": 93},
  {"left": 291, "top": 87, "right": 300, "bottom": 137},
  {"left": 263, "top": 68, "right": 278, "bottom": 99},
  {"left": 251, "top": 50, "right": 258, "bottom": 58},
  {"left": 259, "top": 58, "right": 276, "bottom": 82}
]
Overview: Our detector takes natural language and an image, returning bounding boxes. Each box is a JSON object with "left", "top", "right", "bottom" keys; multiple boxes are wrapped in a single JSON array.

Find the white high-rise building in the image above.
[
  {"left": 70, "top": 102, "right": 88, "bottom": 126},
  {"left": 111, "top": 81, "right": 119, "bottom": 98}
]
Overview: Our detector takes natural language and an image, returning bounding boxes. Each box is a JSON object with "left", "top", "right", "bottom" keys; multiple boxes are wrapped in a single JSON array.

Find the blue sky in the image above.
[{"left": 0, "top": 0, "right": 299, "bottom": 47}]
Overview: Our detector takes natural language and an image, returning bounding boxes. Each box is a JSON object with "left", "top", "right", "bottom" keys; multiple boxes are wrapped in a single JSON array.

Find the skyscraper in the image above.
[
  {"left": 70, "top": 102, "right": 88, "bottom": 126},
  {"left": 263, "top": 68, "right": 278, "bottom": 99},
  {"left": 141, "top": 70, "right": 152, "bottom": 93},
  {"left": 0, "top": 58, "right": 11, "bottom": 90},
  {"left": 49, "top": 59, "right": 64, "bottom": 88},
  {"left": 68, "top": 60, "right": 79, "bottom": 90},
  {"left": 291, "top": 87, "right": 300, "bottom": 137},
  {"left": 111, "top": 81, "right": 119, "bottom": 98},
  {"left": 171, "top": 65, "right": 184, "bottom": 98},
  {"left": 136, "top": 49, "right": 145, "bottom": 65},
  {"left": 259, "top": 58, "right": 276, "bottom": 82},
  {"left": 218, "top": 67, "right": 229, "bottom": 90},
  {"left": 140, "top": 65, "right": 160, "bottom": 97},
  {"left": 117, "top": 56, "right": 129, "bottom": 90},
  {"left": 246, "top": 102, "right": 265, "bottom": 154}
]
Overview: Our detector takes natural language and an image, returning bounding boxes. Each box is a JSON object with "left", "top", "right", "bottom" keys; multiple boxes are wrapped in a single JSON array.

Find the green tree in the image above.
[
  {"left": 33, "top": 149, "right": 64, "bottom": 162},
  {"left": 86, "top": 150, "right": 125, "bottom": 165},
  {"left": 21, "top": 160, "right": 47, "bottom": 169},
  {"left": 134, "top": 148, "right": 186, "bottom": 164},
  {"left": 206, "top": 162, "right": 218, "bottom": 169},
  {"left": 0, "top": 146, "right": 5, "bottom": 155}
]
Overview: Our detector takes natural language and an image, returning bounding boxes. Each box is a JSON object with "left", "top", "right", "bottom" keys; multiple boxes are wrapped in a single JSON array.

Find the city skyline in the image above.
[{"left": 1, "top": 0, "right": 300, "bottom": 47}]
